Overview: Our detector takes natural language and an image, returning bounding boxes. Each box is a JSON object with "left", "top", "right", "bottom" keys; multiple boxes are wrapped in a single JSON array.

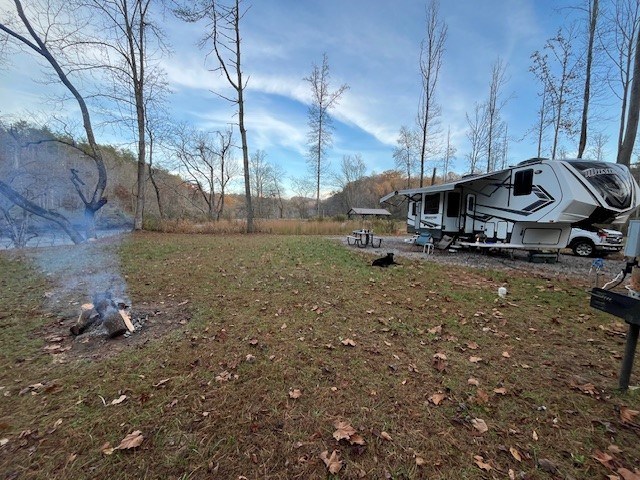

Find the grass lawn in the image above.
[{"left": 0, "top": 232, "right": 639, "bottom": 479}]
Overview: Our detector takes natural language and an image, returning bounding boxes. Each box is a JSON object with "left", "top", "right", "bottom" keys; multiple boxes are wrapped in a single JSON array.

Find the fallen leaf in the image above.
[
  {"left": 620, "top": 406, "right": 639, "bottom": 424},
  {"left": 475, "top": 389, "right": 489, "bottom": 404},
  {"left": 415, "top": 457, "right": 426, "bottom": 466},
  {"left": 617, "top": 467, "right": 640, "bottom": 480},
  {"left": 115, "top": 430, "right": 144, "bottom": 450},
  {"left": 510, "top": 447, "right": 522, "bottom": 461},
  {"left": 349, "top": 433, "right": 366, "bottom": 446},
  {"left": 380, "top": 431, "right": 393, "bottom": 441},
  {"left": 538, "top": 458, "right": 558, "bottom": 474},
  {"left": 471, "top": 418, "right": 488, "bottom": 434},
  {"left": 427, "top": 325, "right": 442, "bottom": 334},
  {"left": 508, "top": 469, "right": 515, "bottom": 480},
  {"left": 467, "top": 341, "right": 479, "bottom": 350},
  {"left": 429, "top": 392, "right": 446, "bottom": 405},
  {"left": 473, "top": 455, "right": 492, "bottom": 471},
  {"left": 502, "top": 351, "right": 511, "bottom": 358},
  {"left": 110, "top": 395, "right": 127, "bottom": 405},
  {"left": 468, "top": 378, "right": 480, "bottom": 386},
  {"left": 608, "top": 445, "right": 623, "bottom": 454},
  {"left": 432, "top": 352, "right": 447, "bottom": 371},
  {"left": 319, "top": 450, "right": 342, "bottom": 474},
  {"left": 493, "top": 387, "right": 507, "bottom": 395},
  {"left": 101, "top": 442, "right": 114, "bottom": 455},
  {"left": 289, "top": 389, "right": 302, "bottom": 399},
  {"left": 245, "top": 354, "right": 256, "bottom": 363},
  {"left": 333, "top": 421, "right": 356, "bottom": 441},
  {"left": 153, "top": 378, "right": 170, "bottom": 388},
  {"left": 248, "top": 339, "right": 258, "bottom": 345},
  {"left": 593, "top": 450, "right": 615, "bottom": 469},
  {"left": 67, "top": 453, "right": 77, "bottom": 463},
  {"left": 341, "top": 338, "right": 356, "bottom": 347},
  {"left": 0, "top": 438, "right": 8, "bottom": 446},
  {"left": 469, "top": 356, "right": 482, "bottom": 363},
  {"left": 532, "top": 430, "right": 538, "bottom": 441}
]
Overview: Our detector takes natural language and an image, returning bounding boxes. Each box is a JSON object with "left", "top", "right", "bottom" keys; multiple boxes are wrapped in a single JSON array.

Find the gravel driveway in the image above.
[{"left": 337, "top": 235, "right": 628, "bottom": 285}]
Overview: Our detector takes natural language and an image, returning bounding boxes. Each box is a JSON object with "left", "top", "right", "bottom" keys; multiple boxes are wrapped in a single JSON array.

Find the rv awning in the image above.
[
  {"left": 347, "top": 207, "right": 392, "bottom": 217},
  {"left": 379, "top": 171, "right": 502, "bottom": 204},
  {"left": 379, "top": 184, "right": 456, "bottom": 203}
]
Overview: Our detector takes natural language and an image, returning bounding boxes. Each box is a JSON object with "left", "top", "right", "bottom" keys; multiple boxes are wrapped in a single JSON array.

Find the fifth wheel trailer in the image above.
[{"left": 380, "top": 158, "right": 640, "bottom": 250}]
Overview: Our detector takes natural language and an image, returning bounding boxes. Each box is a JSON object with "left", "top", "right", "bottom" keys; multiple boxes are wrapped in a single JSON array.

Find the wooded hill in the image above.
[{"left": 0, "top": 121, "right": 426, "bottom": 246}]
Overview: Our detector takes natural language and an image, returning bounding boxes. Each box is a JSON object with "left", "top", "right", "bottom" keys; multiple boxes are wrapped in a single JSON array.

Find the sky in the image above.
[{"left": 0, "top": 0, "right": 614, "bottom": 197}]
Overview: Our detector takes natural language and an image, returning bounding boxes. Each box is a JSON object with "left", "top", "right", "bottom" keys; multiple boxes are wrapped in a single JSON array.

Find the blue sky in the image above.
[{"left": 1, "top": 1, "right": 611, "bottom": 196}]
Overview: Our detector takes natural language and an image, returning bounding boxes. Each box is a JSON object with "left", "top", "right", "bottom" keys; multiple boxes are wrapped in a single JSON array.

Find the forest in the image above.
[{"left": 1, "top": 0, "right": 639, "bottom": 246}]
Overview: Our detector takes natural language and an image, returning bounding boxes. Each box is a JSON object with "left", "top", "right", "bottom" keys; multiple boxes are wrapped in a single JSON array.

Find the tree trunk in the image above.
[
  {"left": 618, "top": 30, "right": 640, "bottom": 166},
  {"left": 0, "top": 179, "right": 85, "bottom": 244},
  {"left": 578, "top": 0, "right": 598, "bottom": 158}
]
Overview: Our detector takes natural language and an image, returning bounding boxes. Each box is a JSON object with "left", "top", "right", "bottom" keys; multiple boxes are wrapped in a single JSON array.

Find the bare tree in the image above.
[
  {"left": 250, "top": 149, "right": 269, "bottom": 218},
  {"left": 332, "top": 153, "right": 367, "bottom": 210},
  {"left": 266, "top": 163, "right": 286, "bottom": 219},
  {"left": 417, "top": 0, "right": 447, "bottom": 187},
  {"left": 600, "top": 0, "right": 640, "bottom": 165},
  {"left": 587, "top": 131, "right": 609, "bottom": 160},
  {"left": 0, "top": 0, "right": 107, "bottom": 242},
  {"left": 78, "top": 0, "right": 167, "bottom": 231},
  {"left": 577, "top": 0, "right": 600, "bottom": 158},
  {"left": 483, "top": 58, "right": 510, "bottom": 172},
  {"left": 392, "top": 126, "right": 418, "bottom": 187},
  {"left": 176, "top": 0, "right": 254, "bottom": 231},
  {"left": 171, "top": 126, "right": 237, "bottom": 220},
  {"left": 289, "top": 176, "right": 315, "bottom": 219},
  {"left": 618, "top": 22, "right": 640, "bottom": 166},
  {"left": 600, "top": 0, "right": 640, "bottom": 162},
  {"left": 531, "top": 27, "right": 581, "bottom": 159},
  {"left": 442, "top": 126, "right": 456, "bottom": 180},
  {"left": 304, "top": 53, "right": 349, "bottom": 217},
  {"left": 214, "top": 127, "right": 236, "bottom": 220},
  {"left": 465, "top": 102, "right": 487, "bottom": 174},
  {"left": 532, "top": 84, "right": 553, "bottom": 157}
]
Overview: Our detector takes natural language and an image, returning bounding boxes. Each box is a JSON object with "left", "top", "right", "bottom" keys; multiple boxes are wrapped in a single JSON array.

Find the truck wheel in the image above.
[{"left": 572, "top": 240, "right": 594, "bottom": 257}]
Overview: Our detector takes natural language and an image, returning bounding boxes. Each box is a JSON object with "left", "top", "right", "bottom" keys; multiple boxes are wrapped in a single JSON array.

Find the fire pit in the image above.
[{"left": 70, "top": 291, "right": 135, "bottom": 338}]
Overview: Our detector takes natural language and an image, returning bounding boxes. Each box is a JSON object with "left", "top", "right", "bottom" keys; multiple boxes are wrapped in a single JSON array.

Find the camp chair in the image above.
[{"left": 414, "top": 232, "right": 434, "bottom": 255}]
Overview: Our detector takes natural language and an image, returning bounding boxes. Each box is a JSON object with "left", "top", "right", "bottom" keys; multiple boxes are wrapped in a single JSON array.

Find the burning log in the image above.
[
  {"left": 102, "top": 307, "right": 128, "bottom": 338},
  {"left": 70, "top": 303, "right": 99, "bottom": 336},
  {"left": 70, "top": 292, "right": 132, "bottom": 338}
]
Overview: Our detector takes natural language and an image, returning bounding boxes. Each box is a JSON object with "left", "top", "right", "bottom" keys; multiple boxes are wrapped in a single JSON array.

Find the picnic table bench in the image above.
[{"left": 347, "top": 230, "right": 382, "bottom": 248}]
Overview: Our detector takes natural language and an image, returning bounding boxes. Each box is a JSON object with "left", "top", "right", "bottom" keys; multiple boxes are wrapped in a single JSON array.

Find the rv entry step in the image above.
[{"left": 528, "top": 251, "right": 559, "bottom": 263}]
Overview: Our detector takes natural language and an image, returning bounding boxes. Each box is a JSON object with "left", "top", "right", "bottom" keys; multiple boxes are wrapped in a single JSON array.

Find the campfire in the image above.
[{"left": 70, "top": 292, "right": 135, "bottom": 338}]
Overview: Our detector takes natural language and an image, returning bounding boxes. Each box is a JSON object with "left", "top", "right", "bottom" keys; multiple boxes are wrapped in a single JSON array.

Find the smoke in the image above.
[{"left": 31, "top": 235, "right": 130, "bottom": 309}]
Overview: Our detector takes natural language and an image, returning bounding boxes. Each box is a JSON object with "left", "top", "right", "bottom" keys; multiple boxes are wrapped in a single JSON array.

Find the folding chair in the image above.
[{"left": 414, "top": 232, "right": 434, "bottom": 255}]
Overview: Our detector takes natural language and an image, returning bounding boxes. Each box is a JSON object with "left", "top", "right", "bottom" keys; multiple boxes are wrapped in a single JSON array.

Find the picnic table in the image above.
[{"left": 347, "top": 229, "right": 382, "bottom": 248}]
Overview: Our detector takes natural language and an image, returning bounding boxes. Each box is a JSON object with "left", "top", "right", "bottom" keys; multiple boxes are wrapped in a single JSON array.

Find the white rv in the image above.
[{"left": 380, "top": 158, "right": 640, "bottom": 250}]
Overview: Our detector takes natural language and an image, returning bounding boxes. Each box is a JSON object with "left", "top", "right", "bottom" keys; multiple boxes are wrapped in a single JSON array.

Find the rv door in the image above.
[
  {"left": 442, "top": 191, "right": 461, "bottom": 233},
  {"left": 464, "top": 193, "right": 476, "bottom": 234}
]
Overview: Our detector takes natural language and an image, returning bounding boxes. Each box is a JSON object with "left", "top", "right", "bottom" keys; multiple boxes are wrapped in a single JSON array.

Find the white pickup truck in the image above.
[{"left": 567, "top": 226, "right": 624, "bottom": 257}]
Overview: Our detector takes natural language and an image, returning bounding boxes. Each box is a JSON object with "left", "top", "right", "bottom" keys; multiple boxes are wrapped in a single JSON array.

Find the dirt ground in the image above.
[{"left": 339, "top": 235, "right": 628, "bottom": 288}]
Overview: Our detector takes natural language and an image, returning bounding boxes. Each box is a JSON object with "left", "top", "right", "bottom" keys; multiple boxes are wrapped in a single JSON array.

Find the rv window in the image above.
[
  {"left": 446, "top": 192, "right": 460, "bottom": 217},
  {"left": 411, "top": 202, "right": 418, "bottom": 216},
  {"left": 423, "top": 193, "right": 439, "bottom": 215},
  {"left": 467, "top": 196, "right": 475, "bottom": 212},
  {"left": 514, "top": 169, "right": 533, "bottom": 196}
]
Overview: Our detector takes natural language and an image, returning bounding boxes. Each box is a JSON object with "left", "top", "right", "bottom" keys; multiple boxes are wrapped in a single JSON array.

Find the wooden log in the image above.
[
  {"left": 119, "top": 309, "right": 135, "bottom": 332},
  {"left": 70, "top": 303, "right": 99, "bottom": 336},
  {"left": 102, "top": 307, "right": 127, "bottom": 338}
]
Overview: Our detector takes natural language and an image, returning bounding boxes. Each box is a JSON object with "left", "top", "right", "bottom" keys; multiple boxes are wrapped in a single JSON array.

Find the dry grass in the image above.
[
  {"left": 1, "top": 233, "right": 639, "bottom": 479},
  {"left": 146, "top": 218, "right": 404, "bottom": 236}
]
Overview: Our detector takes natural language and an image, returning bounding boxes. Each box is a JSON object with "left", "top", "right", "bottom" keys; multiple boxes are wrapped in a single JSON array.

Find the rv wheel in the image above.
[{"left": 572, "top": 240, "right": 594, "bottom": 257}]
